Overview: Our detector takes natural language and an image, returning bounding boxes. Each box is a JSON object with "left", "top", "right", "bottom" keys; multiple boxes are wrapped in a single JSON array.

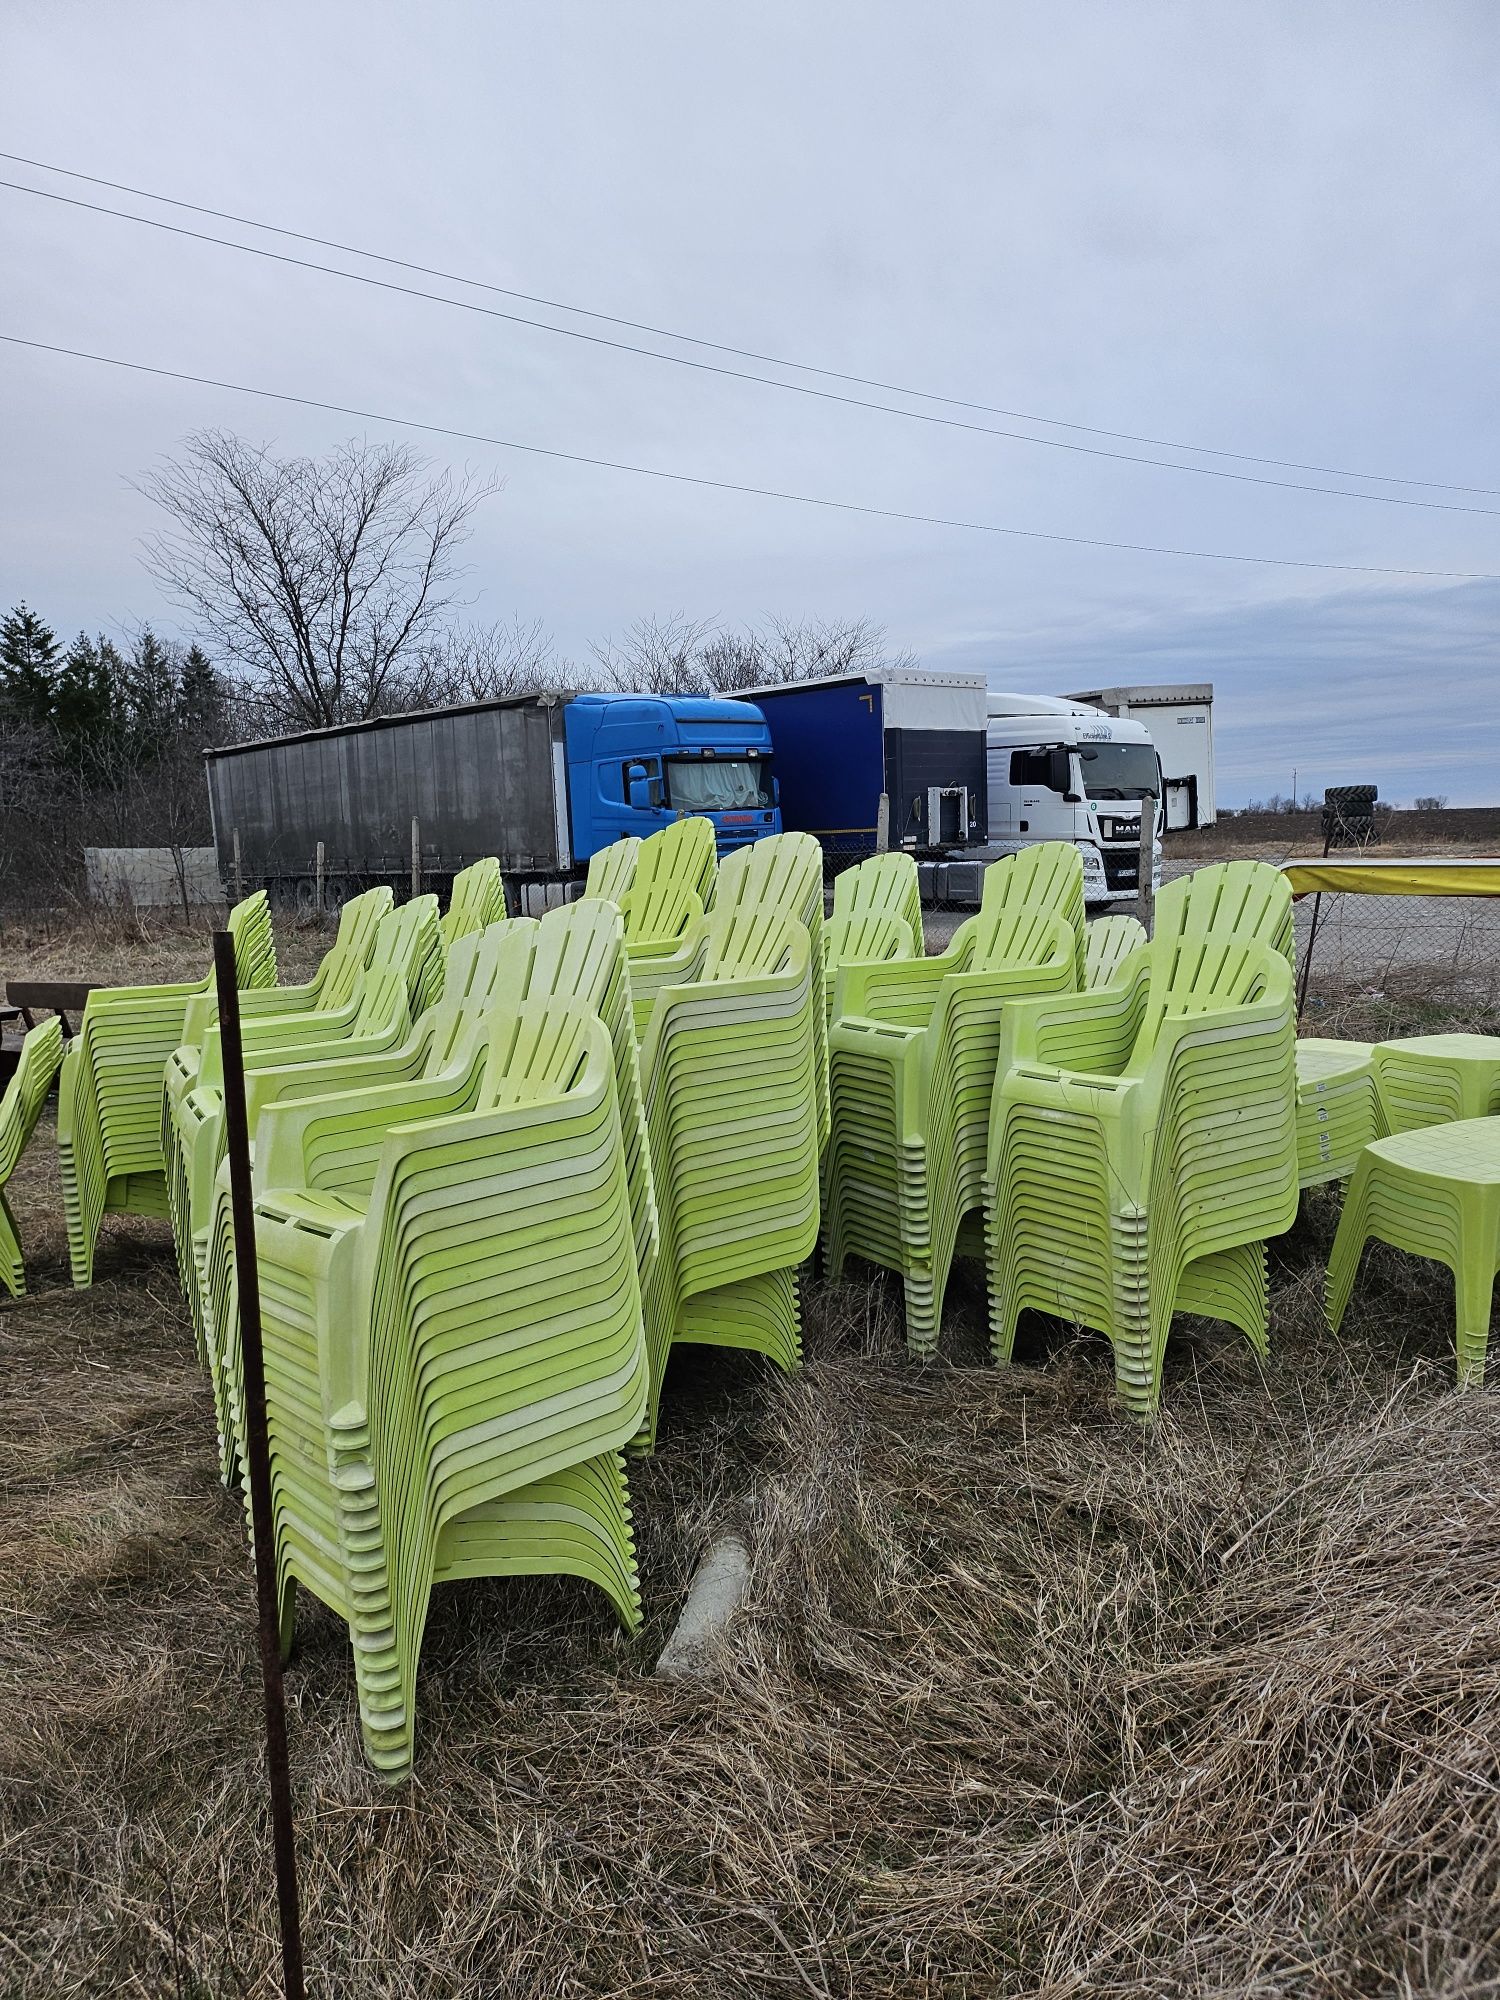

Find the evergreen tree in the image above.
[
  {"left": 125, "top": 625, "right": 179, "bottom": 760},
  {"left": 0, "top": 602, "right": 61, "bottom": 727},
  {"left": 177, "top": 643, "right": 223, "bottom": 743},
  {"left": 53, "top": 633, "right": 127, "bottom": 775}
]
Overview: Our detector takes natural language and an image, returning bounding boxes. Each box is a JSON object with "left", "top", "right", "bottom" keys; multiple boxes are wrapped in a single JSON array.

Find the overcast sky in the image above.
[{"left": 3, "top": 0, "right": 1497, "bottom": 803}]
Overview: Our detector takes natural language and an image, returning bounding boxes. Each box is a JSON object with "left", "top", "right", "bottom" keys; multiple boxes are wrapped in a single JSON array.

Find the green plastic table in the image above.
[
  {"left": 1326, "top": 1116, "right": 1500, "bottom": 1386},
  {"left": 1373, "top": 1034, "right": 1500, "bottom": 1134}
]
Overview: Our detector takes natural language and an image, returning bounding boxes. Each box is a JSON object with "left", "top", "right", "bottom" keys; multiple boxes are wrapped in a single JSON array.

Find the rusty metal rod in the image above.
[{"left": 213, "top": 931, "right": 306, "bottom": 2000}]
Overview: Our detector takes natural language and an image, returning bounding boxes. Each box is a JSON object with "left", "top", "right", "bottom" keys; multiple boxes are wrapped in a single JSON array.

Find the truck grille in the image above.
[{"left": 1102, "top": 851, "right": 1140, "bottom": 892}]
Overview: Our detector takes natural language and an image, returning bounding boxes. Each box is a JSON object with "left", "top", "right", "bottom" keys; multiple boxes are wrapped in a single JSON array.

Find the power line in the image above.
[
  {"left": 5, "top": 173, "right": 1499, "bottom": 524},
  {"left": 4, "top": 146, "right": 1491, "bottom": 501},
  {"left": 5, "top": 330, "right": 1496, "bottom": 581}
]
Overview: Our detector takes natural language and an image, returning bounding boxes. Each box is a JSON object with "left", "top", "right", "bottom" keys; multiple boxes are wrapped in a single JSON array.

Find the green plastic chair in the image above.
[
  {"left": 584, "top": 837, "right": 641, "bottom": 903},
  {"left": 172, "top": 899, "right": 443, "bottom": 1353},
  {"left": 824, "top": 843, "right": 1085, "bottom": 1354},
  {"left": 210, "top": 997, "right": 648, "bottom": 1780},
  {"left": 1084, "top": 914, "right": 1146, "bottom": 990},
  {"left": 982, "top": 841, "right": 1087, "bottom": 986},
  {"left": 832, "top": 850, "right": 924, "bottom": 936},
  {"left": 716, "top": 834, "right": 828, "bottom": 1148},
  {"left": 1180, "top": 860, "right": 1296, "bottom": 970},
  {"left": 823, "top": 853, "right": 923, "bottom": 1026},
  {"left": 634, "top": 904, "right": 820, "bottom": 1447},
  {"left": 0, "top": 1017, "right": 65, "bottom": 1295},
  {"left": 1371, "top": 1034, "right": 1500, "bottom": 1135},
  {"left": 633, "top": 816, "right": 718, "bottom": 909},
  {"left": 1295, "top": 1038, "right": 1386, "bottom": 1188},
  {"left": 176, "top": 887, "right": 390, "bottom": 1061},
  {"left": 1326, "top": 1117, "right": 1500, "bottom": 1386},
  {"left": 57, "top": 892, "right": 277, "bottom": 1288},
  {"left": 162, "top": 886, "right": 394, "bottom": 1272},
  {"left": 984, "top": 860, "right": 1299, "bottom": 1416},
  {"left": 440, "top": 858, "right": 507, "bottom": 947},
  {"left": 615, "top": 819, "right": 724, "bottom": 1034},
  {"left": 621, "top": 876, "right": 705, "bottom": 955}
]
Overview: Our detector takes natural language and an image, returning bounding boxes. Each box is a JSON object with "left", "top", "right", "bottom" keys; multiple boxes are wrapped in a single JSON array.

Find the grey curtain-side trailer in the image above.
[{"left": 204, "top": 698, "right": 571, "bottom": 912}]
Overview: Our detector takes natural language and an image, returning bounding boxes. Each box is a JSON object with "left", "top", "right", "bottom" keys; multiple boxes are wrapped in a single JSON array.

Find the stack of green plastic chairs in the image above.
[
  {"left": 1084, "top": 914, "right": 1147, "bottom": 990},
  {"left": 162, "top": 886, "right": 392, "bottom": 1277},
  {"left": 211, "top": 995, "right": 648, "bottom": 1779},
  {"left": 619, "top": 818, "right": 721, "bottom": 1035},
  {"left": 171, "top": 898, "right": 442, "bottom": 1356},
  {"left": 199, "top": 917, "right": 525, "bottom": 1478},
  {"left": 57, "top": 891, "right": 277, "bottom": 1287},
  {"left": 0, "top": 1018, "right": 65, "bottom": 1296},
  {"left": 824, "top": 853, "right": 923, "bottom": 1025},
  {"left": 984, "top": 860, "right": 1299, "bottom": 1416},
  {"left": 1295, "top": 1039, "right": 1386, "bottom": 1187},
  {"left": 439, "top": 857, "right": 507, "bottom": 946},
  {"left": 715, "top": 833, "right": 829, "bottom": 1149},
  {"left": 824, "top": 843, "right": 1085, "bottom": 1355},
  {"left": 1371, "top": 1034, "right": 1500, "bottom": 1134},
  {"left": 634, "top": 905, "right": 820, "bottom": 1446},
  {"left": 584, "top": 836, "right": 641, "bottom": 902},
  {"left": 203, "top": 899, "right": 653, "bottom": 1485}
]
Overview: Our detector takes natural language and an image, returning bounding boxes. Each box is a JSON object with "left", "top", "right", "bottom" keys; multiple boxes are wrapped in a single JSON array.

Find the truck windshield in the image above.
[
  {"left": 1081, "top": 744, "right": 1160, "bottom": 800},
  {"left": 665, "top": 758, "right": 770, "bottom": 810}
]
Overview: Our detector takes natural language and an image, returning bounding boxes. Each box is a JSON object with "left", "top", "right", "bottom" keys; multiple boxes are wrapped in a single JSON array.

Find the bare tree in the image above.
[
  {"left": 591, "top": 613, "right": 915, "bottom": 695},
  {"left": 756, "top": 614, "right": 918, "bottom": 686},
  {"left": 138, "top": 432, "right": 500, "bottom": 730},
  {"left": 406, "top": 616, "right": 567, "bottom": 707}
]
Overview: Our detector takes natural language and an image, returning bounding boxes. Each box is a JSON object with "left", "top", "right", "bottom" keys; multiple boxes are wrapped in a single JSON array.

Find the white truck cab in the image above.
[{"left": 982, "top": 692, "right": 1162, "bottom": 906}]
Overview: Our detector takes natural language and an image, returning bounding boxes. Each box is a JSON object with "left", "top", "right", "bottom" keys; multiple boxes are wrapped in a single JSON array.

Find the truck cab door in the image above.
[
  {"left": 1005, "top": 746, "right": 1073, "bottom": 838},
  {"left": 611, "top": 753, "right": 668, "bottom": 837}
]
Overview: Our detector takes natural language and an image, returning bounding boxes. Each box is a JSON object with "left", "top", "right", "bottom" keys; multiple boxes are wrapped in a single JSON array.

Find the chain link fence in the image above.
[
  {"left": 891, "top": 851, "right": 1500, "bottom": 1020},
  {"left": 1292, "top": 888, "right": 1500, "bottom": 1014}
]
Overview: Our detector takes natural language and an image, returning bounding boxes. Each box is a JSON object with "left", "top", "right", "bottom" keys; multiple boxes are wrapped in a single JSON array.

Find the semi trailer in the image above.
[
  {"left": 204, "top": 691, "right": 780, "bottom": 912},
  {"left": 733, "top": 666, "right": 989, "bottom": 861}
]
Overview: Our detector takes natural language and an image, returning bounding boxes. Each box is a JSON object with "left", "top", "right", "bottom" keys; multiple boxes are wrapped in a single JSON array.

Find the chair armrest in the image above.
[
  {"left": 242, "top": 1040, "right": 424, "bottom": 1129},
  {"left": 254, "top": 1069, "right": 482, "bottom": 1196},
  {"left": 86, "top": 975, "right": 210, "bottom": 1013},
  {"left": 996, "top": 956, "right": 1150, "bottom": 1074},
  {"left": 835, "top": 954, "right": 946, "bottom": 1028}
]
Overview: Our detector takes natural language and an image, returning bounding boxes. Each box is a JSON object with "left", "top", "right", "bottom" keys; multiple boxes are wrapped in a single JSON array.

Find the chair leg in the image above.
[
  {"left": 1325, "top": 1158, "right": 1376, "bottom": 1334},
  {"left": 0, "top": 1196, "right": 26, "bottom": 1298},
  {"left": 1452, "top": 1224, "right": 1498, "bottom": 1390}
]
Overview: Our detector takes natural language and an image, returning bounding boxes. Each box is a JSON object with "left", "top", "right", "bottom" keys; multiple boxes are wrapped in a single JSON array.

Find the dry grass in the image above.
[
  {"left": 0, "top": 906, "right": 328, "bottom": 991},
  {"left": 2, "top": 918, "right": 1498, "bottom": 1997}
]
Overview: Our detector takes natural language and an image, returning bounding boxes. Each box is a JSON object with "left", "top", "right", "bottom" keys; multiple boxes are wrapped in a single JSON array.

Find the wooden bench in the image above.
[{"left": 5, "top": 980, "right": 101, "bottom": 1038}]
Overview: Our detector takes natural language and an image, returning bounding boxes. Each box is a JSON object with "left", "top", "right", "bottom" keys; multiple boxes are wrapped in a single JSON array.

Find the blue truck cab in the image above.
[{"left": 562, "top": 693, "right": 780, "bottom": 859}]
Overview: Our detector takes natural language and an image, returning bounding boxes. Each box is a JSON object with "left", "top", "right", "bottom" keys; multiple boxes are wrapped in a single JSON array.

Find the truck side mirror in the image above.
[
  {"left": 771, "top": 776, "right": 780, "bottom": 805},
  {"left": 626, "top": 763, "right": 654, "bottom": 812},
  {"left": 1046, "top": 746, "right": 1073, "bottom": 794}
]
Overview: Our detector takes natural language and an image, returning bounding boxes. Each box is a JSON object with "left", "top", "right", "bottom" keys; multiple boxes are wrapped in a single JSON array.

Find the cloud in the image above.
[
  {"left": 932, "top": 580, "right": 1500, "bottom": 805},
  {"left": 0, "top": 0, "right": 1496, "bottom": 814}
]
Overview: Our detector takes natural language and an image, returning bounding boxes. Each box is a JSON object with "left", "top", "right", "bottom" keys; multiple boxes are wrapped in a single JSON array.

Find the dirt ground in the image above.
[
  {"left": 1166, "top": 803, "right": 1500, "bottom": 861},
  {"left": 3, "top": 916, "right": 1498, "bottom": 1999}
]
